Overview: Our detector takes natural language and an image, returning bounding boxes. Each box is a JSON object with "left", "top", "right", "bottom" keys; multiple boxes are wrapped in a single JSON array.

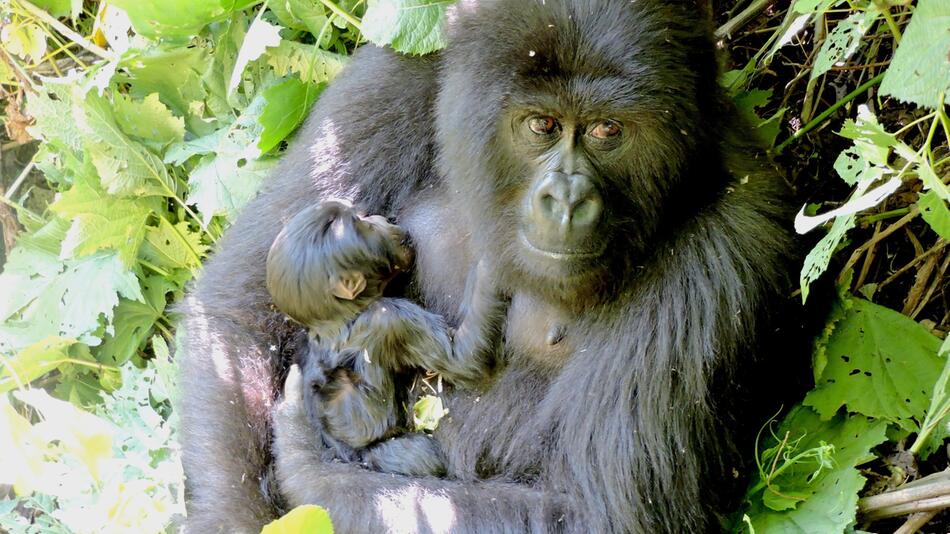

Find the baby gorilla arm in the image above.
[{"left": 349, "top": 260, "right": 507, "bottom": 388}]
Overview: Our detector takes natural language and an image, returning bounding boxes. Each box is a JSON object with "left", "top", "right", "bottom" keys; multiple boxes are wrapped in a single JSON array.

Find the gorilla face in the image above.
[{"left": 437, "top": 0, "right": 720, "bottom": 303}]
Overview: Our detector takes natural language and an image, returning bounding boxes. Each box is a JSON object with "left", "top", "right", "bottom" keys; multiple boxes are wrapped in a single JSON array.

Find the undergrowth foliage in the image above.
[{"left": 0, "top": 0, "right": 946, "bottom": 533}]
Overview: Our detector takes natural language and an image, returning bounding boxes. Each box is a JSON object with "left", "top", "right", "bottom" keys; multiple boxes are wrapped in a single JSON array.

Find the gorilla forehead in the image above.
[
  {"left": 439, "top": 0, "right": 715, "bottom": 149},
  {"left": 446, "top": 0, "right": 710, "bottom": 95}
]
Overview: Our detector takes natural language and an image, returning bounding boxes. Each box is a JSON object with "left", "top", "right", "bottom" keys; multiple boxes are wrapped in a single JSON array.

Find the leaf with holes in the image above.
[
  {"left": 811, "top": 8, "right": 880, "bottom": 80},
  {"left": 804, "top": 298, "right": 943, "bottom": 430},
  {"left": 745, "top": 406, "right": 887, "bottom": 533},
  {"left": 266, "top": 41, "right": 349, "bottom": 85}
]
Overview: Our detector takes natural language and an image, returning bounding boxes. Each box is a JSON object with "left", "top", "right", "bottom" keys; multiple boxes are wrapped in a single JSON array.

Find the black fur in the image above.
[
  {"left": 178, "top": 1, "right": 802, "bottom": 532},
  {"left": 265, "top": 201, "right": 506, "bottom": 477}
]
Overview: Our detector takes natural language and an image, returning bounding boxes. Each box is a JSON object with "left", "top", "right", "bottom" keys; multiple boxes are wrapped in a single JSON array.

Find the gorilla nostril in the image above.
[
  {"left": 571, "top": 198, "right": 602, "bottom": 227},
  {"left": 540, "top": 194, "right": 560, "bottom": 218}
]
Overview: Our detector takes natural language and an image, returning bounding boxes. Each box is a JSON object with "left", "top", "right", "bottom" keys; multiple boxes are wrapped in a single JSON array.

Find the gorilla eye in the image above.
[
  {"left": 590, "top": 120, "right": 622, "bottom": 139},
  {"left": 527, "top": 116, "right": 559, "bottom": 136}
]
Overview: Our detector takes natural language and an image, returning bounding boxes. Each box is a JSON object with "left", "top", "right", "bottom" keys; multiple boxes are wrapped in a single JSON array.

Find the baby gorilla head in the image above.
[{"left": 266, "top": 200, "right": 413, "bottom": 329}]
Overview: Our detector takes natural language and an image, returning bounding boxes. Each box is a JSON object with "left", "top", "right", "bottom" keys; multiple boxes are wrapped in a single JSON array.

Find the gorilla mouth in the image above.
[{"left": 518, "top": 231, "right": 606, "bottom": 260}]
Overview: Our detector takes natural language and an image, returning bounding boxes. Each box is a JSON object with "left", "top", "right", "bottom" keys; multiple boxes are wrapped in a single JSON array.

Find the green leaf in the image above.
[
  {"left": 810, "top": 8, "right": 879, "bottom": 81},
  {"left": 799, "top": 214, "right": 855, "bottom": 303},
  {"left": 97, "top": 277, "right": 176, "bottom": 366},
  {"left": 110, "top": 0, "right": 259, "bottom": 41},
  {"left": 113, "top": 93, "right": 186, "bottom": 150},
  {"left": 267, "top": 41, "right": 348, "bottom": 84},
  {"left": 140, "top": 218, "right": 208, "bottom": 271},
  {"left": 0, "top": 337, "right": 79, "bottom": 393},
  {"left": 75, "top": 91, "right": 178, "bottom": 197},
  {"left": 259, "top": 77, "right": 324, "bottom": 153},
  {"left": 30, "top": 0, "right": 80, "bottom": 19},
  {"left": 0, "top": 220, "right": 143, "bottom": 353},
  {"left": 50, "top": 170, "right": 156, "bottom": 266},
  {"left": 26, "top": 76, "right": 84, "bottom": 156},
  {"left": 745, "top": 407, "right": 887, "bottom": 534},
  {"left": 228, "top": 18, "right": 283, "bottom": 94},
  {"left": 837, "top": 106, "right": 895, "bottom": 168},
  {"left": 804, "top": 298, "right": 943, "bottom": 430},
  {"left": 288, "top": 0, "right": 333, "bottom": 43},
  {"left": 879, "top": 0, "right": 950, "bottom": 110},
  {"left": 167, "top": 91, "right": 275, "bottom": 223},
  {"left": 918, "top": 190, "right": 950, "bottom": 240},
  {"left": 362, "top": 0, "right": 453, "bottom": 55},
  {"left": 121, "top": 46, "right": 210, "bottom": 115},
  {"left": 413, "top": 394, "right": 448, "bottom": 431},
  {"left": 262, "top": 505, "right": 334, "bottom": 534}
]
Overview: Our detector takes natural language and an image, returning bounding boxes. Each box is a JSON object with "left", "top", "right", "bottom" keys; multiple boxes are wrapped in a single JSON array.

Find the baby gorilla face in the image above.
[{"left": 266, "top": 200, "right": 414, "bottom": 325}]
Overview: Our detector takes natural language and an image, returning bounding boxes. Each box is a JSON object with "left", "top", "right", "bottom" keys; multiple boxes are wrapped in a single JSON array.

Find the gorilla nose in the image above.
[{"left": 532, "top": 172, "right": 603, "bottom": 234}]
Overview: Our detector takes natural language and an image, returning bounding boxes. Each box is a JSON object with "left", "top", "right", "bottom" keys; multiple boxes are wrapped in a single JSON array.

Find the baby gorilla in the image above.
[{"left": 266, "top": 200, "right": 506, "bottom": 476}]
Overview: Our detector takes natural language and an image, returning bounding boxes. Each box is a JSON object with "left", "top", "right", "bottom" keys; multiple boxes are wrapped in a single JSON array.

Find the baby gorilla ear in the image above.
[{"left": 330, "top": 271, "right": 367, "bottom": 300}]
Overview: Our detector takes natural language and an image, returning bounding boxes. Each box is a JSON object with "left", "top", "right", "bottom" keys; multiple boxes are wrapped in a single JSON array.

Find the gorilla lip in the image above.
[{"left": 518, "top": 230, "right": 605, "bottom": 260}]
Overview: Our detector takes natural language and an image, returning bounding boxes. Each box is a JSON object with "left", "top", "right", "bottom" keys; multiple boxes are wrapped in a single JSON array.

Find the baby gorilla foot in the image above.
[{"left": 361, "top": 433, "right": 446, "bottom": 477}]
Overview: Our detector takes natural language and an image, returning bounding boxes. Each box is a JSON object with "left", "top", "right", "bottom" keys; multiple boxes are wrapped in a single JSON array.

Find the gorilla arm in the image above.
[
  {"left": 273, "top": 366, "right": 568, "bottom": 533},
  {"left": 178, "top": 45, "right": 562, "bottom": 532}
]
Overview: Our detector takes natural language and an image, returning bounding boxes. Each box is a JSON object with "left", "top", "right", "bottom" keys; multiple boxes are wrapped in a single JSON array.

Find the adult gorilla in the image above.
[{"left": 178, "top": 0, "right": 798, "bottom": 532}]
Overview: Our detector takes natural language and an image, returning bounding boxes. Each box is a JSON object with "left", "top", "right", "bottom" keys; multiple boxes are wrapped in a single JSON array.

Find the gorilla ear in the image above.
[{"left": 330, "top": 271, "right": 367, "bottom": 300}]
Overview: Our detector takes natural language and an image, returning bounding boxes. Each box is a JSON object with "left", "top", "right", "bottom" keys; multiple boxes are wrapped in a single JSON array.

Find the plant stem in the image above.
[
  {"left": 874, "top": 0, "right": 903, "bottom": 44},
  {"left": 715, "top": 0, "right": 771, "bottom": 39},
  {"left": 319, "top": 0, "right": 363, "bottom": 33},
  {"left": 774, "top": 72, "right": 886, "bottom": 154},
  {"left": 859, "top": 207, "right": 910, "bottom": 225},
  {"left": 15, "top": 0, "right": 115, "bottom": 61}
]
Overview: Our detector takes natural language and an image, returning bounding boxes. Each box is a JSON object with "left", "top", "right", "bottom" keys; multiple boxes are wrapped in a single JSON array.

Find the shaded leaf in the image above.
[{"left": 804, "top": 298, "right": 943, "bottom": 430}]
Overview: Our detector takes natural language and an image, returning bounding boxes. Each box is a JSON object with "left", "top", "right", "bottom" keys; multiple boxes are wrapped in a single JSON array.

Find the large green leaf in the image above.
[
  {"left": 110, "top": 0, "right": 260, "bottom": 41},
  {"left": 362, "top": 0, "right": 455, "bottom": 55},
  {"left": 804, "top": 298, "right": 943, "bottom": 430},
  {"left": 0, "top": 221, "right": 142, "bottom": 354},
  {"left": 879, "top": 0, "right": 950, "bottom": 109},
  {"left": 50, "top": 170, "right": 157, "bottom": 266},
  {"left": 166, "top": 91, "right": 275, "bottom": 224},
  {"left": 745, "top": 407, "right": 887, "bottom": 534}
]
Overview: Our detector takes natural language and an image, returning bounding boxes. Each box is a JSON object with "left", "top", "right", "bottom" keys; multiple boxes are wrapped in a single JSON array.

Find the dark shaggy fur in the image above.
[
  {"left": 265, "top": 200, "right": 506, "bottom": 477},
  {"left": 178, "top": 1, "right": 803, "bottom": 532}
]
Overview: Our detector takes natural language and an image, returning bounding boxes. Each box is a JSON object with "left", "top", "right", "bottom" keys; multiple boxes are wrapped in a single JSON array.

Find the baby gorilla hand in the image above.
[{"left": 361, "top": 433, "right": 447, "bottom": 477}]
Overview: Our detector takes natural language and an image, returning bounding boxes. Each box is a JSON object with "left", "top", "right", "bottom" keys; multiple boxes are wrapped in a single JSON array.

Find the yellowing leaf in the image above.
[
  {"left": 0, "top": 22, "right": 48, "bottom": 63},
  {"left": 15, "top": 388, "right": 115, "bottom": 481},
  {"left": 0, "top": 337, "right": 78, "bottom": 393},
  {"left": 262, "top": 505, "right": 334, "bottom": 534},
  {"left": 413, "top": 394, "right": 448, "bottom": 431},
  {"left": 0, "top": 395, "right": 51, "bottom": 495}
]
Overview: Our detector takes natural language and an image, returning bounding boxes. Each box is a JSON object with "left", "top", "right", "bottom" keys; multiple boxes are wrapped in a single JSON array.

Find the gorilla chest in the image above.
[{"left": 505, "top": 293, "right": 575, "bottom": 366}]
